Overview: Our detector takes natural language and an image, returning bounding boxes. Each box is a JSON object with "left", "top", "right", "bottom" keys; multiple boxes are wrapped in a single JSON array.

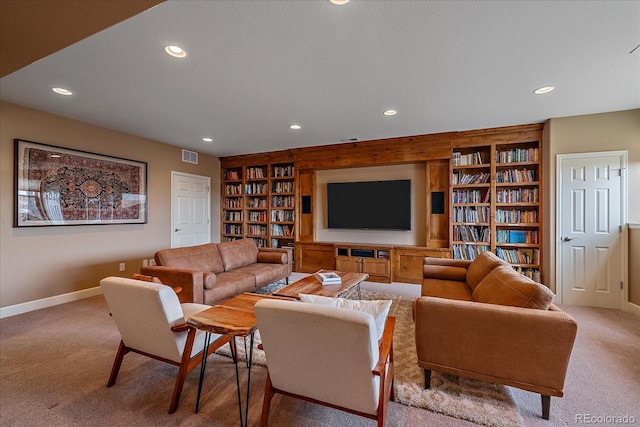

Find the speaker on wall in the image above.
[
  {"left": 302, "top": 195, "right": 311, "bottom": 214},
  {"left": 431, "top": 191, "right": 445, "bottom": 214}
]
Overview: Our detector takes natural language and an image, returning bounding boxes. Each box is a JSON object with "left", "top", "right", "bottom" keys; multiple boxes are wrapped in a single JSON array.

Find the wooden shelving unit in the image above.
[
  {"left": 451, "top": 138, "right": 542, "bottom": 282},
  {"left": 221, "top": 161, "right": 295, "bottom": 250}
]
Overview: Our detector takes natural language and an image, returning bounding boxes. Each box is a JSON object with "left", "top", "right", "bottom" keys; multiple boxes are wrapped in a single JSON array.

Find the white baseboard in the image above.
[
  {"left": 0, "top": 286, "right": 103, "bottom": 319},
  {"left": 627, "top": 301, "right": 640, "bottom": 317}
]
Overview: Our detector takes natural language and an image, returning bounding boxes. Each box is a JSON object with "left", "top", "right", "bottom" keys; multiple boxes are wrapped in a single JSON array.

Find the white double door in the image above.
[
  {"left": 558, "top": 152, "right": 626, "bottom": 309},
  {"left": 171, "top": 172, "right": 211, "bottom": 248}
]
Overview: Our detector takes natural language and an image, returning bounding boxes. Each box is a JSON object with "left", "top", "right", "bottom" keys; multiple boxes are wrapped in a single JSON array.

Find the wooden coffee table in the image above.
[
  {"left": 273, "top": 270, "right": 368, "bottom": 299},
  {"left": 187, "top": 293, "right": 293, "bottom": 427}
]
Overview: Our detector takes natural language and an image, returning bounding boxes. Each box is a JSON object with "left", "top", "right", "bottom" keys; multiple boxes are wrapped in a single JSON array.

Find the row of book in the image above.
[
  {"left": 248, "top": 211, "right": 268, "bottom": 222},
  {"left": 272, "top": 165, "right": 294, "bottom": 177},
  {"left": 247, "top": 197, "right": 267, "bottom": 208},
  {"left": 452, "top": 244, "right": 490, "bottom": 260},
  {"left": 224, "top": 224, "right": 242, "bottom": 235},
  {"left": 244, "top": 183, "right": 268, "bottom": 194},
  {"left": 495, "top": 209, "right": 538, "bottom": 224},
  {"left": 452, "top": 188, "right": 490, "bottom": 204},
  {"left": 224, "top": 198, "right": 242, "bottom": 208},
  {"left": 452, "top": 151, "right": 485, "bottom": 166},
  {"left": 224, "top": 169, "right": 241, "bottom": 180},
  {"left": 495, "top": 168, "right": 536, "bottom": 183},
  {"left": 271, "top": 195, "right": 294, "bottom": 208},
  {"left": 225, "top": 211, "right": 242, "bottom": 222},
  {"left": 453, "top": 225, "right": 491, "bottom": 243},
  {"left": 272, "top": 181, "right": 294, "bottom": 193},
  {"left": 496, "top": 229, "right": 538, "bottom": 243},
  {"left": 496, "top": 147, "right": 539, "bottom": 164},
  {"left": 452, "top": 171, "right": 491, "bottom": 185},
  {"left": 247, "top": 225, "right": 267, "bottom": 236},
  {"left": 496, "top": 188, "right": 539, "bottom": 203},
  {"left": 225, "top": 184, "right": 242, "bottom": 195},
  {"left": 453, "top": 206, "right": 490, "bottom": 223},
  {"left": 246, "top": 167, "right": 266, "bottom": 179},
  {"left": 271, "top": 210, "right": 294, "bottom": 222},
  {"left": 271, "top": 224, "right": 294, "bottom": 236},
  {"left": 513, "top": 267, "right": 541, "bottom": 283},
  {"left": 495, "top": 247, "right": 540, "bottom": 265}
]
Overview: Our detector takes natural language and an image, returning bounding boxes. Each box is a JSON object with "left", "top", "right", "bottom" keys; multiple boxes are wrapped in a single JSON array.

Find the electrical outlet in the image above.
[
  {"left": 142, "top": 259, "right": 148, "bottom": 267},
  {"left": 150, "top": 259, "right": 156, "bottom": 266},
  {"left": 119, "top": 262, "right": 125, "bottom": 272}
]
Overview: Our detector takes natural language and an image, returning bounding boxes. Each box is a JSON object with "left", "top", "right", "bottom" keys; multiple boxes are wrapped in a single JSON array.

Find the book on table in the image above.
[{"left": 316, "top": 271, "right": 342, "bottom": 285}]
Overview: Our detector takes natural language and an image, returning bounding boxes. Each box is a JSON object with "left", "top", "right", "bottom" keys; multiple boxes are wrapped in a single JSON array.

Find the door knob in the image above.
[
  {"left": 562, "top": 236, "right": 577, "bottom": 242},
  {"left": 175, "top": 228, "right": 183, "bottom": 232}
]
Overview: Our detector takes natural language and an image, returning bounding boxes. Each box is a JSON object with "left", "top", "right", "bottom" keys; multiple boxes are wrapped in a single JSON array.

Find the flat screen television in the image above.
[{"left": 327, "top": 180, "right": 411, "bottom": 230}]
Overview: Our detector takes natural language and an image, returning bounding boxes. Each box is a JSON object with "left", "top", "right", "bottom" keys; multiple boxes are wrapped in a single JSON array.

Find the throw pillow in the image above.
[
  {"left": 472, "top": 265, "right": 554, "bottom": 310},
  {"left": 466, "top": 251, "right": 506, "bottom": 290},
  {"left": 298, "top": 294, "right": 392, "bottom": 339}
]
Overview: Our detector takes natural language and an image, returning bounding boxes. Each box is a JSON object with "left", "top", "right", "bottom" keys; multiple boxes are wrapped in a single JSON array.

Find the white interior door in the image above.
[
  {"left": 171, "top": 172, "right": 211, "bottom": 248},
  {"left": 557, "top": 152, "right": 626, "bottom": 309}
]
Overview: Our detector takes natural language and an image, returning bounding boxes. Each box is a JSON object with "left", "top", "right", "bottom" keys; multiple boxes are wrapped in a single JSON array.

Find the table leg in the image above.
[
  {"left": 357, "top": 283, "right": 362, "bottom": 299},
  {"left": 195, "top": 332, "right": 212, "bottom": 413},
  {"left": 233, "top": 333, "right": 254, "bottom": 427}
]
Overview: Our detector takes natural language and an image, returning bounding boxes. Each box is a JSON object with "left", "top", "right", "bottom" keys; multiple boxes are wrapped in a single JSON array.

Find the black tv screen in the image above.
[{"left": 327, "top": 180, "right": 411, "bottom": 230}]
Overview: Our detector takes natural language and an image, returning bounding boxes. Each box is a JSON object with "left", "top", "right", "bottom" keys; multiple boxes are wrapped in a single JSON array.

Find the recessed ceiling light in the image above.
[
  {"left": 165, "top": 45, "right": 187, "bottom": 58},
  {"left": 383, "top": 109, "right": 397, "bottom": 116},
  {"left": 52, "top": 87, "right": 72, "bottom": 96},
  {"left": 202, "top": 137, "right": 213, "bottom": 142},
  {"left": 533, "top": 86, "right": 555, "bottom": 95},
  {"left": 330, "top": 0, "right": 350, "bottom": 5},
  {"left": 289, "top": 124, "right": 302, "bottom": 130}
]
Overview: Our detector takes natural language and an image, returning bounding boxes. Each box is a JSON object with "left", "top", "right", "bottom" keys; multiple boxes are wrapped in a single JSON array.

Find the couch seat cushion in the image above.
[
  {"left": 421, "top": 278, "right": 473, "bottom": 301},
  {"left": 218, "top": 239, "right": 259, "bottom": 271},
  {"left": 298, "top": 294, "right": 392, "bottom": 340},
  {"left": 472, "top": 265, "right": 554, "bottom": 310},
  {"left": 155, "top": 243, "right": 224, "bottom": 273},
  {"left": 466, "top": 251, "right": 506, "bottom": 290},
  {"left": 234, "top": 263, "right": 290, "bottom": 288},
  {"left": 203, "top": 271, "right": 256, "bottom": 304}
]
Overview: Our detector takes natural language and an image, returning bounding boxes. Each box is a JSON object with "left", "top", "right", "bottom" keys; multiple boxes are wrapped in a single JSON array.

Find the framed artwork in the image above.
[{"left": 14, "top": 139, "right": 147, "bottom": 227}]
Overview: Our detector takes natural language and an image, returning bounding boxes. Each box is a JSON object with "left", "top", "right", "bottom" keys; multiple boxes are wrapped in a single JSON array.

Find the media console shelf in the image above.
[{"left": 335, "top": 244, "right": 392, "bottom": 283}]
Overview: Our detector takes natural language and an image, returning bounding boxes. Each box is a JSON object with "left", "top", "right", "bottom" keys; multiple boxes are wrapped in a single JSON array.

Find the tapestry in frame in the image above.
[{"left": 15, "top": 139, "right": 147, "bottom": 227}]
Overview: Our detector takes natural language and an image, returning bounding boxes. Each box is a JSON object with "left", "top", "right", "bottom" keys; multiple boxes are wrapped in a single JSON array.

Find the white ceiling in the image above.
[{"left": 1, "top": 0, "right": 638, "bottom": 158}]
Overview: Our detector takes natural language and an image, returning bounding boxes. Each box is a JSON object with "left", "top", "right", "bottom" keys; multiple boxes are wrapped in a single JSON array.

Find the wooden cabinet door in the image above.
[
  {"left": 362, "top": 258, "right": 389, "bottom": 279},
  {"left": 335, "top": 257, "right": 361, "bottom": 273}
]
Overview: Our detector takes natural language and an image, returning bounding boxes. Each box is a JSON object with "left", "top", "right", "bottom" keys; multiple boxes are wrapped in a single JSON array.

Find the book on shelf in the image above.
[{"left": 316, "top": 271, "right": 342, "bottom": 285}]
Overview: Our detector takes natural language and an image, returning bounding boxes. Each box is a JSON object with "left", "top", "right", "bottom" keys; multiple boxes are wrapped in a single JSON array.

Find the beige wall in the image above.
[
  {"left": 0, "top": 102, "right": 220, "bottom": 308},
  {"left": 543, "top": 109, "right": 640, "bottom": 304}
]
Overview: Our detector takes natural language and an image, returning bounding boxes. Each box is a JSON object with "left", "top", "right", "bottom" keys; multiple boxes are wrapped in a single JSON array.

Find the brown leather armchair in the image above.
[{"left": 415, "top": 252, "right": 578, "bottom": 420}]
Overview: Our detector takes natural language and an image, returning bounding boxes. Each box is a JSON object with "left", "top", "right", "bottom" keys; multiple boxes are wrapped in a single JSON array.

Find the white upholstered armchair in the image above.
[
  {"left": 100, "top": 276, "right": 231, "bottom": 413},
  {"left": 254, "top": 299, "right": 395, "bottom": 427}
]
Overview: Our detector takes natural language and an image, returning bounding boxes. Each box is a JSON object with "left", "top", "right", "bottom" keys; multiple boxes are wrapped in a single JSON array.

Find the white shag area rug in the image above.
[{"left": 216, "top": 289, "right": 524, "bottom": 427}]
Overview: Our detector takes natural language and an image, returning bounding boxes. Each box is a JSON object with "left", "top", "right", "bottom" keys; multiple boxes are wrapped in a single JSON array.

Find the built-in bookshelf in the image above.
[
  {"left": 451, "top": 139, "right": 542, "bottom": 282},
  {"left": 221, "top": 161, "right": 295, "bottom": 250}
]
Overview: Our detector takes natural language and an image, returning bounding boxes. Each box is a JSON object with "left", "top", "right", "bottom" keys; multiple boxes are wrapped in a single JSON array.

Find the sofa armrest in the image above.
[
  {"left": 140, "top": 266, "right": 204, "bottom": 304},
  {"left": 414, "top": 296, "right": 577, "bottom": 396},
  {"left": 424, "top": 257, "right": 472, "bottom": 268},
  {"left": 258, "top": 248, "right": 293, "bottom": 271}
]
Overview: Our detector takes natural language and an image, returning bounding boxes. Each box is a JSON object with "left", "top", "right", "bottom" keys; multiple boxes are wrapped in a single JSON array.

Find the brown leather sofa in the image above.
[
  {"left": 415, "top": 251, "right": 577, "bottom": 420},
  {"left": 140, "top": 238, "right": 291, "bottom": 305}
]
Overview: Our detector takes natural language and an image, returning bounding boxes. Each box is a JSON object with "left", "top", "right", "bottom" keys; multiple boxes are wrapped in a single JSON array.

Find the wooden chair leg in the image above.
[
  {"left": 260, "top": 373, "right": 276, "bottom": 427},
  {"left": 541, "top": 395, "right": 551, "bottom": 420},
  {"left": 107, "top": 340, "right": 128, "bottom": 387},
  {"left": 424, "top": 369, "right": 431, "bottom": 389},
  {"left": 168, "top": 329, "right": 197, "bottom": 414}
]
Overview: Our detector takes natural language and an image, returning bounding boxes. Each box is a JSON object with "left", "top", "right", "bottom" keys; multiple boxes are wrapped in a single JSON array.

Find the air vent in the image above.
[{"left": 182, "top": 149, "right": 198, "bottom": 164}]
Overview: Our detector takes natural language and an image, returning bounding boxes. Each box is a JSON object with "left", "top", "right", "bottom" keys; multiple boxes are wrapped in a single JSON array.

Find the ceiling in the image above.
[{"left": 1, "top": 0, "right": 638, "bottom": 158}]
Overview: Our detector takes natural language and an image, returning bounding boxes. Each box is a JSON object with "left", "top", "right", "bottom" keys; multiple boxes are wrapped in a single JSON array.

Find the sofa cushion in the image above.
[
  {"left": 234, "top": 263, "right": 290, "bottom": 288},
  {"left": 155, "top": 243, "right": 224, "bottom": 274},
  {"left": 422, "top": 278, "right": 473, "bottom": 301},
  {"left": 206, "top": 271, "right": 257, "bottom": 303},
  {"left": 257, "top": 251, "right": 287, "bottom": 264},
  {"left": 466, "top": 251, "right": 506, "bottom": 290},
  {"left": 472, "top": 265, "right": 554, "bottom": 310},
  {"left": 218, "top": 239, "right": 259, "bottom": 271},
  {"left": 203, "top": 271, "right": 217, "bottom": 290},
  {"left": 298, "top": 294, "right": 392, "bottom": 340}
]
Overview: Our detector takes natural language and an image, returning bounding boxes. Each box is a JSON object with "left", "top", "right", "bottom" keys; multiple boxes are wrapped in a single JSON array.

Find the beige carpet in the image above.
[{"left": 217, "top": 290, "right": 524, "bottom": 427}]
